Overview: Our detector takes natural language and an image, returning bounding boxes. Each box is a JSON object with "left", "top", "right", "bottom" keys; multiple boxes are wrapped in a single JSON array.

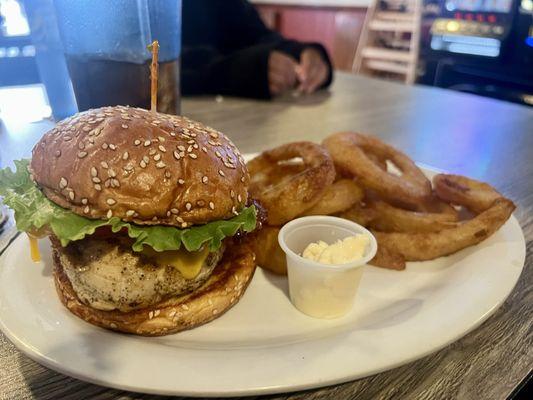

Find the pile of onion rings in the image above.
[
  {"left": 247, "top": 133, "right": 515, "bottom": 273},
  {"left": 324, "top": 132, "right": 515, "bottom": 270}
]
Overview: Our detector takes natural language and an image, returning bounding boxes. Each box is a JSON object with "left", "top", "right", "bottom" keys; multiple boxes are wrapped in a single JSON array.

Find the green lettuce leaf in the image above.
[{"left": 0, "top": 159, "right": 256, "bottom": 252}]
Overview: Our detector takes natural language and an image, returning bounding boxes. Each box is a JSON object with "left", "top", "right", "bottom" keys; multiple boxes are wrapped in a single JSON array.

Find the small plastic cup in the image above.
[{"left": 278, "top": 216, "right": 377, "bottom": 319}]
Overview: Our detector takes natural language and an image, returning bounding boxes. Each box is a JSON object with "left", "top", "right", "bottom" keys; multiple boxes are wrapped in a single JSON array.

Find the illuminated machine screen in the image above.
[{"left": 445, "top": 0, "right": 514, "bottom": 12}]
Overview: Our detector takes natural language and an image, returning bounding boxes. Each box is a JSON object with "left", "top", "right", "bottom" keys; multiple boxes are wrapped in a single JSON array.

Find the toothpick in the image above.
[{"left": 148, "top": 40, "right": 159, "bottom": 112}]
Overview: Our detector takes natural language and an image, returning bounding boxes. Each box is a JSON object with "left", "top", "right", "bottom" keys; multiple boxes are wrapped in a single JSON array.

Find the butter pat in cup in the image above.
[{"left": 278, "top": 216, "right": 377, "bottom": 319}]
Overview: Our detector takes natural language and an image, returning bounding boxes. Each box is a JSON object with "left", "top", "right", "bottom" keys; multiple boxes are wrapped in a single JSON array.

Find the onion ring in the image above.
[
  {"left": 301, "top": 179, "right": 364, "bottom": 216},
  {"left": 323, "top": 132, "right": 431, "bottom": 207},
  {"left": 372, "top": 198, "right": 515, "bottom": 264},
  {"left": 434, "top": 174, "right": 503, "bottom": 214},
  {"left": 249, "top": 225, "right": 287, "bottom": 275},
  {"left": 336, "top": 203, "right": 377, "bottom": 227},
  {"left": 247, "top": 142, "right": 335, "bottom": 225},
  {"left": 367, "top": 200, "right": 458, "bottom": 233},
  {"left": 368, "top": 244, "right": 405, "bottom": 270}
]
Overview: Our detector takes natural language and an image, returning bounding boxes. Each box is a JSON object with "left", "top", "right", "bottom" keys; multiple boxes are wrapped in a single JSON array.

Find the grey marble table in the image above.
[{"left": 0, "top": 73, "right": 532, "bottom": 400}]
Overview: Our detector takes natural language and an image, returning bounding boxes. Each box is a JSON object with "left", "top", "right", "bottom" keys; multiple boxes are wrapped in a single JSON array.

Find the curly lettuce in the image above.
[{"left": 0, "top": 159, "right": 256, "bottom": 252}]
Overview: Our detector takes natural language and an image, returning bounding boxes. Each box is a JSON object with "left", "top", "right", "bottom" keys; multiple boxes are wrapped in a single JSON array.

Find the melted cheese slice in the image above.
[
  {"left": 144, "top": 246, "right": 210, "bottom": 279},
  {"left": 27, "top": 234, "right": 41, "bottom": 262}
]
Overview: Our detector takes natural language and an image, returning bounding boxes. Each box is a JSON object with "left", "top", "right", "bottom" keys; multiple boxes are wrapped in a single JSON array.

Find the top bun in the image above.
[{"left": 30, "top": 106, "right": 249, "bottom": 227}]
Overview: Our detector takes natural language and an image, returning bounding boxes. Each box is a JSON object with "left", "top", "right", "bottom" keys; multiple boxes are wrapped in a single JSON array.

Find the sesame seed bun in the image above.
[
  {"left": 51, "top": 238, "right": 256, "bottom": 336},
  {"left": 30, "top": 106, "right": 249, "bottom": 227}
]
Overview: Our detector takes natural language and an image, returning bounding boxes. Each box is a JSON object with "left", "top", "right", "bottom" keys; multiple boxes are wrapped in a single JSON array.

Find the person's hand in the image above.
[
  {"left": 268, "top": 51, "right": 298, "bottom": 96},
  {"left": 295, "top": 47, "right": 329, "bottom": 94}
]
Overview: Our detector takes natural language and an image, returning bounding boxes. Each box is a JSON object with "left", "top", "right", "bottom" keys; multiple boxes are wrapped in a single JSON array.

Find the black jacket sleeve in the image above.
[{"left": 181, "top": 0, "right": 333, "bottom": 99}]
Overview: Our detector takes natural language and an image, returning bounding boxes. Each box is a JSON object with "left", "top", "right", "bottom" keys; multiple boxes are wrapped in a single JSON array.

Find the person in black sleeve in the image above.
[{"left": 181, "top": 0, "right": 333, "bottom": 99}]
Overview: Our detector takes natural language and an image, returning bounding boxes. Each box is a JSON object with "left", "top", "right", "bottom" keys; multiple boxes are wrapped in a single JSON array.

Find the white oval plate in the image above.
[{"left": 0, "top": 166, "right": 526, "bottom": 397}]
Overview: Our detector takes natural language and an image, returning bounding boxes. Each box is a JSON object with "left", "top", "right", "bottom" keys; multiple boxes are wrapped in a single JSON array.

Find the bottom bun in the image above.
[{"left": 52, "top": 239, "right": 256, "bottom": 336}]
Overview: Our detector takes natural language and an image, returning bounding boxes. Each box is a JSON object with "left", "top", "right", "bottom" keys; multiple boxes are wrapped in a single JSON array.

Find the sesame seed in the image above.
[
  {"left": 209, "top": 201, "right": 215, "bottom": 210},
  {"left": 63, "top": 136, "right": 72, "bottom": 141},
  {"left": 230, "top": 190, "right": 235, "bottom": 198},
  {"left": 202, "top": 176, "right": 208, "bottom": 184},
  {"left": 112, "top": 178, "right": 120, "bottom": 187},
  {"left": 241, "top": 176, "right": 245, "bottom": 182},
  {"left": 170, "top": 131, "right": 176, "bottom": 136},
  {"left": 106, "top": 198, "right": 116, "bottom": 206},
  {"left": 173, "top": 151, "right": 181, "bottom": 160},
  {"left": 218, "top": 170, "right": 225, "bottom": 177},
  {"left": 109, "top": 144, "right": 116, "bottom": 150},
  {"left": 94, "top": 184, "right": 102, "bottom": 191},
  {"left": 121, "top": 124, "right": 128, "bottom": 129},
  {"left": 208, "top": 140, "right": 217, "bottom": 146},
  {"left": 232, "top": 206, "right": 238, "bottom": 215},
  {"left": 188, "top": 153, "right": 198, "bottom": 159},
  {"left": 148, "top": 311, "right": 154, "bottom": 319},
  {"left": 187, "top": 145, "right": 193, "bottom": 153},
  {"left": 106, "top": 209, "right": 113, "bottom": 218},
  {"left": 178, "top": 179, "right": 185, "bottom": 185},
  {"left": 186, "top": 202, "right": 192, "bottom": 211},
  {"left": 164, "top": 171, "right": 171, "bottom": 178},
  {"left": 134, "top": 139, "right": 141, "bottom": 146},
  {"left": 156, "top": 161, "right": 166, "bottom": 168},
  {"left": 193, "top": 144, "right": 199, "bottom": 149},
  {"left": 59, "top": 177, "right": 68, "bottom": 189},
  {"left": 215, "top": 151, "right": 222, "bottom": 158},
  {"left": 187, "top": 140, "right": 195, "bottom": 144},
  {"left": 78, "top": 142, "right": 85, "bottom": 149},
  {"left": 210, "top": 132, "right": 219, "bottom": 139},
  {"left": 126, "top": 210, "right": 135, "bottom": 217},
  {"left": 177, "top": 145, "right": 185, "bottom": 151},
  {"left": 181, "top": 222, "right": 188, "bottom": 228},
  {"left": 177, "top": 216, "right": 184, "bottom": 223},
  {"left": 154, "top": 154, "right": 161, "bottom": 161},
  {"left": 82, "top": 126, "right": 91, "bottom": 132},
  {"left": 108, "top": 169, "right": 116, "bottom": 177},
  {"left": 144, "top": 140, "right": 151, "bottom": 147},
  {"left": 92, "top": 177, "right": 101, "bottom": 183},
  {"left": 88, "top": 137, "right": 95, "bottom": 144},
  {"left": 154, "top": 309, "right": 160, "bottom": 317},
  {"left": 140, "top": 160, "right": 147, "bottom": 168},
  {"left": 158, "top": 136, "right": 165, "bottom": 142},
  {"left": 171, "top": 208, "right": 179, "bottom": 214},
  {"left": 158, "top": 145, "right": 166, "bottom": 152},
  {"left": 238, "top": 194, "right": 242, "bottom": 202},
  {"left": 149, "top": 148, "right": 156, "bottom": 156},
  {"left": 68, "top": 191, "right": 75, "bottom": 200},
  {"left": 197, "top": 200, "right": 205, "bottom": 207},
  {"left": 83, "top": 206, "right": 90, "bottom": 214},
  {"left": 101, "top": 143, "right": 108, "bottom": 150},
  {"left": 81, "top": 198, "right": 88, "bottom": 205},
  {"left": 77, "top": 151, "right": 88, "bottom": 158},
  {"left": 122, "top": 151, "right": 129, "bottom": 160},
  {"left": 104, "top": 180, "right": 111, "bottom": 188},
  {"left": 202, "top": 147, "right": 207, "bottom": 153},
  {"left": 182, "top": 304, "right": 189, "bottom": 310}
]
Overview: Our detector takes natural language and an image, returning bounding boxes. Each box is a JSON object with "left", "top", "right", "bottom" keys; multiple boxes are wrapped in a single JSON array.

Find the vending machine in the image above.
[{"left": 422, "top": 0, "right": 532, "bottom": 105}]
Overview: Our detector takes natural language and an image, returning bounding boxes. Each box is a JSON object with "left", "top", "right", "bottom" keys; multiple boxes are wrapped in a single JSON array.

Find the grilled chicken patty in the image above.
[{"left": 58, "top": 238, "right": 223, "bottom": 312}]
